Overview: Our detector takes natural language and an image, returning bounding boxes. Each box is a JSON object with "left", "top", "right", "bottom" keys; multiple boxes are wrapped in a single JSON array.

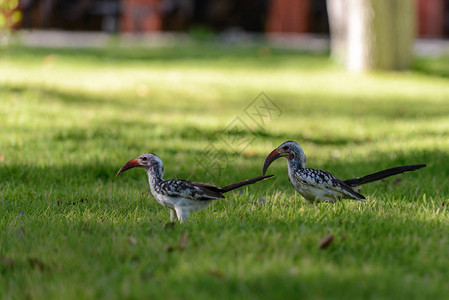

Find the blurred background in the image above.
[
  {"left": 4, "top": 0, "right": 448, "bottom": 37},
  {"left": 1, "top": 0, "right": 449, "bottom": 71}
]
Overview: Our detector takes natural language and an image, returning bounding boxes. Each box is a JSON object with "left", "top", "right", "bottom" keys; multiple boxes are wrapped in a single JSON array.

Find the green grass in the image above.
[{"left": 1, "top": 43, "right": 449, "bottom": 299}]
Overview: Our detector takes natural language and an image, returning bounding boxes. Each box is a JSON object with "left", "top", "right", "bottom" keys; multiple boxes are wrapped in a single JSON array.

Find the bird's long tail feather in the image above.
[
  {"left": 344, "top": 164, "right": 426, "bottom": 187},
  {"left": 220, "top": 175, "right": 274, "bottom": 193}
]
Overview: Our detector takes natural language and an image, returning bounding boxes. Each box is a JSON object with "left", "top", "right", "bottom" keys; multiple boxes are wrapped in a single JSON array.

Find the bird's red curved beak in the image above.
[
  {"left": 116, "top": 158, "right": 142, "bottom": 176},
  {"left": 262, "top": 148, "right": 289, "bottom": 175}
]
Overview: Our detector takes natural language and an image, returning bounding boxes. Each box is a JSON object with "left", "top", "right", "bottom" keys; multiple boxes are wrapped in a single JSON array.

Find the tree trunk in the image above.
[
  {"left": 327, "top": 0, "right": 415, "bottom": 72},
  {"left": 327, "top": 0, "right": 348, "bottom": 64}
]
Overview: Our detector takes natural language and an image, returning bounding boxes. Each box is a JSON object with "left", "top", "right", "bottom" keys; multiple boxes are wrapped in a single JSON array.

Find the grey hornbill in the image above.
[
  {"left": 262, "top": 141, "right": 426, "bottom": 203},
  {"left": 117, "top": 153, "right": 274, "bottom": 222}
]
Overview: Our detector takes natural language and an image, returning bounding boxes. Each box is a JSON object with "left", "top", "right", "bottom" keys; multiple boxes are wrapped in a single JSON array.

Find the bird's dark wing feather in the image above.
[
  {"left": 162, "top": 175, "right": 274, "bottom": 201},
  {"left": 332, "top": 178, "right": 366, "bottom": 200},
  {"left": 219, "top": 175, "right": 275, "bottom": 193},
  {"left": 344, "top": 164, "right": 426, "bottom": 187},
  {"left": 162, "top": 179, "right": 225, "bottom": 201}
]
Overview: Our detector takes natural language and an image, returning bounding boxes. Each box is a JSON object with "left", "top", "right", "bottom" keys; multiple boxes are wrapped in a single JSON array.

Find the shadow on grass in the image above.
[
  {"left": 1, "top": 84, "right": 121, "bottom": 107},
  {"left": 0, "top": 147, "right": 443, "bottom": 197},
  {"left": 148, "top": 266, "right": 446, "bottom": 299},
  {"left": 3, "top": 81, "right": 449, "bottom": 122},
  {"left": 413, "top": 56, "right": 449, "bottom": 78},
  {"left": 3, "top": 45, "right": 330, "bottom": 69}
]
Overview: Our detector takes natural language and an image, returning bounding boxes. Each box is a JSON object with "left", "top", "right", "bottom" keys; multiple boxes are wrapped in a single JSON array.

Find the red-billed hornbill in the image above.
[
  {"left": 262, "top": 141, "right": 426, "bottom": 203},
  {"left": 117, "top": 153, "right": 274, "bottom": 222}
]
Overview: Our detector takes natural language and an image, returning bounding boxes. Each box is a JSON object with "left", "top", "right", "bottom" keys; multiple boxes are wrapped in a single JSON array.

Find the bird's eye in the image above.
[
  {"left": 282, "top": 146, "right": 289, "bottom": 151},
  {"left": 142, "top": 157, "right": 148, "bottom": 161}
]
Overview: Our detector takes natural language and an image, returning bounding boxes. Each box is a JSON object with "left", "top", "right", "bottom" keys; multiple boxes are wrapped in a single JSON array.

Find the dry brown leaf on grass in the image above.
[
  {"left": 0, "top": 257, "right": 14, "bottom": 269},
  {"left": 318, "top": 234, "right": 334, "bottom": 249},
  {"left": 177, "top": 230, "right": 189, "bottom": 250},
  {"left": 126, "top": 237, "right": 137, "bottom": 245},
  {"left": 166, "top": 230, "right": 189, "bottom": 252},
  {"left": 28, "top": 257, "right": 47, "bottom": 271},
  {"left": 392, "top": 178, "right": 403, "bottom": 186},
  {"left": 244, "top": 150, "right": 256, "bottom": 158},
  {"left": 208, "top": 269, "right": 224, "bottom": 279}
]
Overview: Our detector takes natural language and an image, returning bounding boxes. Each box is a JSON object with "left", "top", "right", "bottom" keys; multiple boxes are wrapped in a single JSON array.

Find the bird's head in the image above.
[
  {"left": 116, "top": 153, "right": 164, "bottom": 177},
  {"left": 262, "top": 141, "right": 306, "bottom": 175}
]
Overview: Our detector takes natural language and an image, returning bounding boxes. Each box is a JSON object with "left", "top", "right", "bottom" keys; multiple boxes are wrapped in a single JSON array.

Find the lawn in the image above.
[{"left": 1, "top": 43, "right": 449, "bottom": 299}]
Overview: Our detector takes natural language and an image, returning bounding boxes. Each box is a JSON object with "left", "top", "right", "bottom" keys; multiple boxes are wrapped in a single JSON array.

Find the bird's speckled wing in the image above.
[
  {"left": 294, "top": 168, "right": 365, "bottom": 200},
  {"left": 158, "top": 180, "right": 225, "bottom": 201}
]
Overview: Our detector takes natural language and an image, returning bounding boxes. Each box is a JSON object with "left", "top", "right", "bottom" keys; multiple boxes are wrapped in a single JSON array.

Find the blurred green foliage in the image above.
[{"left": 0, "top": 0, "right": 22, "bottom": 30}]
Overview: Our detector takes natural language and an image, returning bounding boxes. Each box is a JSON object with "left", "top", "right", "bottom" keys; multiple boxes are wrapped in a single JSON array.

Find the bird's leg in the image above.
[
  {"left": 303, "top": 197, "right": 319, "bottom": 206},
  {"left": 174, "top": 206, "right": 190, "bottom": 223},
  {"left": 310, "top": 200, "right": 319, "bottom": 206},
  {"left": 169, "top": 209, "right": 177, "bottom": 222}
]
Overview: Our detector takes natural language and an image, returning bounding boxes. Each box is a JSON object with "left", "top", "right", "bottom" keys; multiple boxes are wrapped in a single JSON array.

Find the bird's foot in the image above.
[{"left": 164, "top": 222, "right": 175, "bottom": 230}]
